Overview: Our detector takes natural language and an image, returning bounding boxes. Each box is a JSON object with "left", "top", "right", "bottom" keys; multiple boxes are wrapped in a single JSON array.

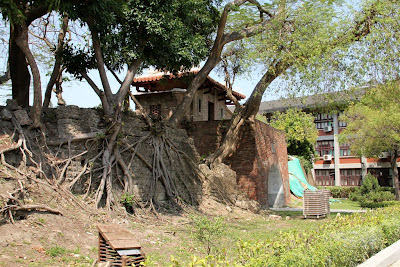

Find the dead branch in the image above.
[{"left": 13, "top": 204, "right": 63, "bottom": 215}]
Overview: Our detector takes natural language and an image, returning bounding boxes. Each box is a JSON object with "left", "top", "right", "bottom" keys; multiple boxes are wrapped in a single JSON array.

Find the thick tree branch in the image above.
[
  {"left": 0, "top": 62, "right": 10, "bottom": 84},
  {"left": 87, "top": 20, "right": 113, "bottom": 105},
  {"left": 168, "top": 0, "right": 276, "bottom": 126},
  {"left": 43, "top": 15, "right": 69, "bottom": 108},
  {"left": 116, "top": 59, "right": 143, "bottom": 105},
  {"left": 15, "top": 22, "right": 42, "bottom": 128}
]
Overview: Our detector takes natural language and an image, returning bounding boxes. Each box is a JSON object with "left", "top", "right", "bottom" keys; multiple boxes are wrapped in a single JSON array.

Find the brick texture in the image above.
[{"left": 186, "top": 120, "right": 290, "bottom": 208}]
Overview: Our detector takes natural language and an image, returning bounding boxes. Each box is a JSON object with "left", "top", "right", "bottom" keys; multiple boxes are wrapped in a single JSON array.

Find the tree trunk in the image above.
[
  {"left": 168, "top": 45, "right": 222, "bottom": 127},
  {"left": 43, "top": 16, "right": 69, "bottom": 109},
  {"left": 208, "top": 60, "right": 290, "bottom": 166},
  {"left": 390, "top": 149, "right": 400, "bottom": 201},
  {"left": 15, "top": 22, "right": 42, "bottom": 128},
  {"left": 9, "top": 24, "right": 30, "bottom": 107}
]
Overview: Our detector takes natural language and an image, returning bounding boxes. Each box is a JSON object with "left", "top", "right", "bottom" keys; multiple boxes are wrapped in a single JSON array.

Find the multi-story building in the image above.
[{"left": 259, "top": 93, "right": 397, "bottom": 187}]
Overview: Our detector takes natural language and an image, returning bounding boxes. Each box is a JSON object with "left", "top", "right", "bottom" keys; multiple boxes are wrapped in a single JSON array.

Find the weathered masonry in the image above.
[
  {"left": 131, "top": 70, "right": 245, "bottom": 121},
  {"left": 132, "top": 71, "right": 290, "bottom": 208}
]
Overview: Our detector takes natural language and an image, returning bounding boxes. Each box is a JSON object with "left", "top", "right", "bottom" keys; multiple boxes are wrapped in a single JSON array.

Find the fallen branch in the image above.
[{"left": 13, "top": 204, "right": 63, "bottom": 215}]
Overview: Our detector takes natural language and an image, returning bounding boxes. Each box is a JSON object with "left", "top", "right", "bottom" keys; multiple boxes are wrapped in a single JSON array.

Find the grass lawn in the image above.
[
  {"left": 289, "top": 197, "right": 363, "bottom": 210},
  {"left": 144, "top": 211, "right": 333, "bottom": 265},
  {"left": 329, "top": 198, "right": 363, "bottom": 210}
]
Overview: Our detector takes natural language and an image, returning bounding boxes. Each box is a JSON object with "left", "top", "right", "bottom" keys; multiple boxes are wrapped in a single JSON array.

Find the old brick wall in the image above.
[
  {"left": 184, "top": 120, "right": 229, "bottom": 157},
  {"left": 187, "top": 120, "right": 289, "bottom": 208}
]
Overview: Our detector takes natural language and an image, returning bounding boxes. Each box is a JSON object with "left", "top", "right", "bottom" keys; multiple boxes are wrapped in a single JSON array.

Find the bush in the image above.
[
  {"left": 170, "top": 205, "right": 400, "bottom": 266},
  {"left": 349, "top": 191, "right": 361, "bottom": 201},
  {"left": 360, "top": 201, "right": 398, "bottom": 209},
  {"left": 318, "top": 186, "right": 359, "bottom": 198},
  {"left": 189, "top": 215, "right": 226, "bottom": 255},
  {"left": 360, "top": 173, "right": 380, "bottom": 195}
]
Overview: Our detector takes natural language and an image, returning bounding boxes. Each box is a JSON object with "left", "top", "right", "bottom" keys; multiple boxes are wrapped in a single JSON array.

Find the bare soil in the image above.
[{"left": 0, "top": 176, "right": 275, "bottom": 267}]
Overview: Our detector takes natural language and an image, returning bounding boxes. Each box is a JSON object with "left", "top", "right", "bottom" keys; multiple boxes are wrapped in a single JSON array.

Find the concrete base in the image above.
[{"left": 358, "top": 239, "right": 400, "bottom": 267}]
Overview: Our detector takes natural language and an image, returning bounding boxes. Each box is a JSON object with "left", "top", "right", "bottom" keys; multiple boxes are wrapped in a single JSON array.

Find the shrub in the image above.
[
  {"left": 349, "top": 191, "right": 361, "bottom": 201},
  {"left": 189, "top": 215, "right": 226, "bottom": 255},
  {"left": 318, "top": 186, "right": 358, "bottom": 198},
  {"left": 171, "top": 205, "right": 400, "bottom": 266},
  {"left": 360, "top": 173, "right": 380, "bottom": 195},
  {"left": 360, "top": 201, "right": 398, "bottom": 209}
]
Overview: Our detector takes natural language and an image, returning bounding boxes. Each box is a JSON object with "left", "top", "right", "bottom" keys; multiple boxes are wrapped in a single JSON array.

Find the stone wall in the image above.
[{"left": 186, "top": 120, "right": 290, "bottom": 208}]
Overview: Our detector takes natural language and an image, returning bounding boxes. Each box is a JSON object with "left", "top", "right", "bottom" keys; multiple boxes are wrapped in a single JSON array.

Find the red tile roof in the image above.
[{"left": 133, "top": 70, "right": 246, "bottom": 100}]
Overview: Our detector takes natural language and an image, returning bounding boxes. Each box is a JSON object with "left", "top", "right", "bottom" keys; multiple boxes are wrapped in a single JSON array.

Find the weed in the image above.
[
  {"left": 22, "top": 240, "right": 31, "bottom": 245},
  {"left": 72, "top": 246, "right": 81, "bottom": 254},
  {"left": 46, "top": 245, "right": 66, "bottom": 257},
  {"left": 57, "top": 231, "right": 65, "bottom": 238},
  {"left": 189, "top": 215, "right": 226, "bottom": 255},
  {"left": 37, "top": 217, "right": 46, "bottom": 225}
]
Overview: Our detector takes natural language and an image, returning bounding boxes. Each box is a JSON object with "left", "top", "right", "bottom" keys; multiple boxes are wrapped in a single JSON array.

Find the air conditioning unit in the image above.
[
  {"left": 323, "top": 125, "right": 332, "bottom": 132},
  {"left": 378, "top": 152, "right": 389, "bottom": 159},
  {"left": 323, "top": 154, "right": 333, "bottom": 161}
]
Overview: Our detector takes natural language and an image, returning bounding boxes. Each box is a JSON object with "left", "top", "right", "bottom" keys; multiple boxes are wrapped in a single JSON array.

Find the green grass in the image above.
[
  {"left": 330, "top": 198, "right": 363, "bottom": 210},
  {"left": 289, "top": 198, "right": 363, "bottom": 210}
]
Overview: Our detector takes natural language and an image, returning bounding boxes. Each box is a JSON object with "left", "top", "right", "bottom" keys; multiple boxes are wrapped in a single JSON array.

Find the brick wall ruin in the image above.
[{"left": 186, "top": 120, "right": 290, "bottom": 208}]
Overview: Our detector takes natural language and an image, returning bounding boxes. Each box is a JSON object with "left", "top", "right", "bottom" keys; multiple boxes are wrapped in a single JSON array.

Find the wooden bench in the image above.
[{"left": 97, "top": 224, "right": 145, "bottom": 266}]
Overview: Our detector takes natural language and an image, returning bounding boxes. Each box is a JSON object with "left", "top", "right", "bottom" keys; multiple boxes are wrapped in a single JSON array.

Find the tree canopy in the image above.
[
  {"left": 340, "top": 81, "right": 400, "bottom": 199},
  {"left": 340, "top": 82, "right": 400, "bottom": 157},
  {"left": 258, "top": 109, "right": 318, "bottom": 168}
]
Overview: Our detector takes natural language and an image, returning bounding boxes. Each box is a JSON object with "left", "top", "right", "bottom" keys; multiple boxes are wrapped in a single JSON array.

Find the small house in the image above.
[{"left": 131, "top": 70, "right": 245, "bottom": 121}]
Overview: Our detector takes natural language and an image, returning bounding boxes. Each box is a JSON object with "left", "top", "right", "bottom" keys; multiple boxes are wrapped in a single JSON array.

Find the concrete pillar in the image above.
[
  {"left": 361, "top": 156, "right": 368, "bottom": 181},
  {"left": 333, "top": 113, "right": 341, "bottom": 186}
]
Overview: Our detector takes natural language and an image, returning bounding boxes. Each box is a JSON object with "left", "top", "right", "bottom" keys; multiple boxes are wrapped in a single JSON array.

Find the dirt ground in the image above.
[{"left": 0, "top": 176, "right": 273, "bottom": 267}]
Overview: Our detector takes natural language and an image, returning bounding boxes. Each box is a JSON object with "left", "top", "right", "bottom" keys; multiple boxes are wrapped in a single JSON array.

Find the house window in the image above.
[
  {"left": 338, "top": 120, "right": 347, "bottom": 128},
  {"left": 150, "top": 104, "right": 161, "bottom": 118},
  {"left": 315, "top": 169, "right": 335, "bottom": 186},
  {"left": 316, "top": 140, "right": 334, "bottom": 157},
  {"left": 340, "top": 169, "right": 361, "bottom": 186},
  {"left": 338, "top": 112, "right": 347, "bottom": 128},
  {"left": 220, "top": 108, "right": 224, "bottom": 119},
  {"left": 198, "top": 99, "right": 202, "bottom": 113},
  {"left": 314, "top": 113, "right": 333, "bottom": 129},
  {"left": 340, "top": 144, "right": 351, "bottom": 156}
]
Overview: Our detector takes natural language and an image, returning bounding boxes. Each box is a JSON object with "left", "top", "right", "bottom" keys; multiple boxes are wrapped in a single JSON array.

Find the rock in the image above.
[
  {"left": 6, "top": 99, "right": 20, "bottom": 110},
  {"left": 285, "top": 216, "right": 290, "bottom": 220},
  {"left": 205, "top": 163, "right": 238, "bottom": 204},
  {"left": 235, "top": 200, "right": 261, "bottom": 213},
  {"left": 1, "top": 109, "right": 12, "bottom": 120},
  {"left": 268, "top": 214, "right": 282, "bottom": 220},
  {"left": 13, "top": 110, "right": 33, "bottom": 126},
  {"left": 226, "top": 206, "right": 232, "bottom": 212}
]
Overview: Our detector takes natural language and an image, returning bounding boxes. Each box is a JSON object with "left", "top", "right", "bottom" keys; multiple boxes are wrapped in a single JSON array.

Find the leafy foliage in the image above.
[
  {"left": 62, "top": 0, "right": 219, "bottom": 75},
  {"left": 318, "top": 186, "right": 359, "bottom": 198},
  {"left": 189, "top": 215, "right": 226, "bottom": 255},
  {"left": 171, "top": 205, "right": 400, "bottom": 266},
  {"left": 260, "top": 109, "right": 318, "bottom": 165},
  {"left": 348, "top": 174, "right": 396, "bottom": 208},
  {"left": 340, "top": 82, "right": 400, "bottom": 158},
  {"left": 360, "top": 173, "right": 381, "bottom": 195}
]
